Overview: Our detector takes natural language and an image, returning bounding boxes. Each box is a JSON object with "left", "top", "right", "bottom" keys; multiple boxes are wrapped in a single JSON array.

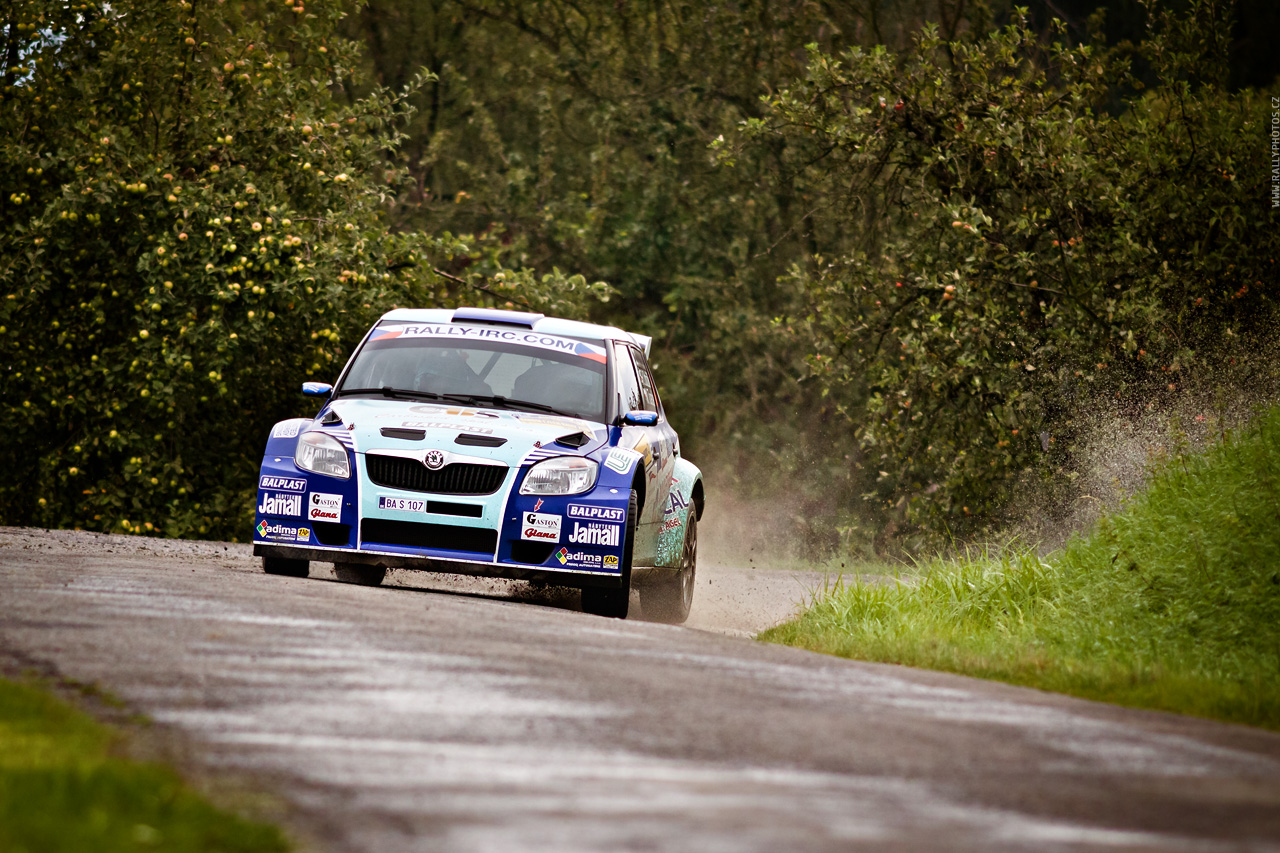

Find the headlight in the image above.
[
  {"left": 295, "top": 431, "right": 350, "bottom": 479},
  {"left": 520, "top": 457, "right": 598, "bottom": 495}
]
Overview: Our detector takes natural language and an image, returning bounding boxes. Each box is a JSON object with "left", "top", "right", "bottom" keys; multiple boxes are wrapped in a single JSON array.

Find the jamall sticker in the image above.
[
  {"left": 258, "top": 492, "right": 303, "bottom": 518},
  {"left": 567, "top": 521, "right": 620, "bottom": 547},
  {"left": 369, "top": 324, "right": 608, "bottom": 364}
]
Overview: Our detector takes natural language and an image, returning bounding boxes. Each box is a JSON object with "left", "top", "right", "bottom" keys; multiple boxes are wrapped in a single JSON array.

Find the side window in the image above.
[
  {"left": 629, "top": 347, "right": 659, "bottom": 412},
  {"left": 613, "top": 343, "right": 643, "bottom": 414}
]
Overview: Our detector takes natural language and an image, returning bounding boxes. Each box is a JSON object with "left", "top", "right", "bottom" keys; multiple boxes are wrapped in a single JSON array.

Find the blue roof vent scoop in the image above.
[{"left": 451, "top": 307, "right": 545, "bottom": 328}]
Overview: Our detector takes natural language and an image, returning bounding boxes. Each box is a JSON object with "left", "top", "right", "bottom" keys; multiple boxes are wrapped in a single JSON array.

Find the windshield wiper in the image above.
[
  {"left": 334, "top": 388, "right": 581, "bottom": 419},
  {"left": 442, "top": 394, "right": 579, "bottom": 419},
  {"left": 334, "top": 387, "right": 449, "bottom": 402}
]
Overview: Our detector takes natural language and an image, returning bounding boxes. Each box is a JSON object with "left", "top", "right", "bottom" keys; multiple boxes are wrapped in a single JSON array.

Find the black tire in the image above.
[
  {"left": 581, "top": 489, "right": 636, "bottom": 619},
  {"left": 334, "top": 562, "right": 386, "bottom": 586},
  {"left": 262, "top": 556, "right": 309, "bottom": 578},
  {"left": 641, "top": 511, "right": 697, "bottom": 624}
]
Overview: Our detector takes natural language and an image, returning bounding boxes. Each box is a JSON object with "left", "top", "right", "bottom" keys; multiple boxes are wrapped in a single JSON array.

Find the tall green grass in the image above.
[
  {"left": 763, "top": 405, "right": 1280, "bottom": 729},
  {"left": 0, "top": 678, "right": 290, "bottom": 852}
]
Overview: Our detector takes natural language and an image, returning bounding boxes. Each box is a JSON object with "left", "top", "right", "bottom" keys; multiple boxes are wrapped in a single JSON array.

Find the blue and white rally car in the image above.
[{"left": 252, "top": 307, "right": 704, "bottom": 621}]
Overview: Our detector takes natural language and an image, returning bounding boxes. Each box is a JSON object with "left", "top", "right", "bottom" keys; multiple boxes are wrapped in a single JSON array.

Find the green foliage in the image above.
[
  {"left": 762, "top": 402, "right": 1280, "bottom": 729},
  {"left": 733, "top": 1, "right": 1280, "bottom": 538},
  {"left": 343, "top": 0, "right": 1280, "bottom": 551},
  {"left": 3, "top": 0, "right": 1276, "bottom": 550},
  {"left": 0, "top": 677, "right": 289, "bottom": 851},
  {"left": 339, "top": 0, "right": 907, "bottom": 549},
  {"left": 0, "top": 0, "right": 605, "bottom": 538},
  {"left": 344, "top": 5, "right": 851, "bottom": 386}
]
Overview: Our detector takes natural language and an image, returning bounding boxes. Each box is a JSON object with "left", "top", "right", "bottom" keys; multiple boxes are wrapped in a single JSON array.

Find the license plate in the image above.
[{"left": 378, "top": 496, "right": 425, "bottom": 512}]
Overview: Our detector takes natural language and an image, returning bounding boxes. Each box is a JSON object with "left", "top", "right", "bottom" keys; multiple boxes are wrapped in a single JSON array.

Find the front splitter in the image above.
[{"left": 253, "top": 542, "right": 629, "bottom": 590}]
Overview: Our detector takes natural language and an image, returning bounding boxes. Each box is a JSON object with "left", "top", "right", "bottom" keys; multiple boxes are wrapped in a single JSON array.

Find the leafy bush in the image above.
[
  {"left": 339, "top": 0, "right": 865, "bottom": 479},
  {"left": 339, "top": 0, "right": 1280, "bottom": 551},
  {"left": 3, "top": 0, "right": 1275, "bottom": 550},
  {"left": 732, "top": 1, "right": 1280, "bottom": 539},
  {"left": 0, "top": 0, "right": 604, "bottom": 538},
  {"left": 0, "top": 0, "right": 426, "bottom": 537}
]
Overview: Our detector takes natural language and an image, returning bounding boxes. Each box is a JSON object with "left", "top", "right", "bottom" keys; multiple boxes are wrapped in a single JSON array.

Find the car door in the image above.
[{"left": 619, "top": 344, "right": 676, "bottom": 540}]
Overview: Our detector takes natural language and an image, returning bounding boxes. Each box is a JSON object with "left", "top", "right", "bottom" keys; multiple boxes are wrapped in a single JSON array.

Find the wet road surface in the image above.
[{"left": 1, "top": 528, "right": 1279, "bottom": 852}]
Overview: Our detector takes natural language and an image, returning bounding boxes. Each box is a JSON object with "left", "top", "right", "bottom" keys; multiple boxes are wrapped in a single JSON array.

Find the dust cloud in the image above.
[
  {"left": 697, "top": 489, "right": 813, "bottom": 572},
  {"left": 1007, "top": 366, "right": 1280, "bottom": 553},
  {"left": 685, "top": 488, "right": 856, "bottom": 635}
]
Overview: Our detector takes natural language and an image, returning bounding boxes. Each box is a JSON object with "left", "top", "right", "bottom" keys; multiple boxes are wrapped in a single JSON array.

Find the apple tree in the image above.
[
  {"left": 729, "top": 1, "right": 1280, "bottom": 539},
  {"left": 0, "top": 0, "right": 602, "bottom": 538}
]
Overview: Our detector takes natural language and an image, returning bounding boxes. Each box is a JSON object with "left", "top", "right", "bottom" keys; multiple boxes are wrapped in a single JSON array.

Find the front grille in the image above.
[
  {"left": 361, "top": 518, "right": 497, "bottom": 554},
  {"left": 365, "top": 454, "right": 507, "bottom": 495}
]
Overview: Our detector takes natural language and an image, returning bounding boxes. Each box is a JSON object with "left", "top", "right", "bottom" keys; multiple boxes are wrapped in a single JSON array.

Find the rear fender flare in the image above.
[{"left": 654, "top": 458, "right": 702, "bottom": 568}]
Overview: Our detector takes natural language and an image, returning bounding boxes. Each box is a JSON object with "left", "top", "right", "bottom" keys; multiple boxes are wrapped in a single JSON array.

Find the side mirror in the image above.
[
  {"left": 302, "top": 382, "right": 333, "bottom": 397},
  {"left": 622, "top": 409, "right": 659, "bottom": 426}
]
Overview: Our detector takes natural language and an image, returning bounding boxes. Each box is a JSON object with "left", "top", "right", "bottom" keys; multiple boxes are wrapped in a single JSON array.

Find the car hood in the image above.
[{"left": 318, "top": 398, "right": 609, "bottom": 466}]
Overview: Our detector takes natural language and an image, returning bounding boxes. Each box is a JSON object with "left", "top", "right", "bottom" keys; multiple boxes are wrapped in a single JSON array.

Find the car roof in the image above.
[{"left": 378, "top": 307, "right": 653, "bottom": 356}]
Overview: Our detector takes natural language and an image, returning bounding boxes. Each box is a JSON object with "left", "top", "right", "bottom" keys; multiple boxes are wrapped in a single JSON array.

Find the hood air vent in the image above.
[
  {"left": 454, "top": 434, "right": 508, "bottom": 447},
  {"left": 381, "top": 427, "right": 426, "bottom": 441},
  {"left": 554, "top": 432, "right": 591, "bottom": 448}
]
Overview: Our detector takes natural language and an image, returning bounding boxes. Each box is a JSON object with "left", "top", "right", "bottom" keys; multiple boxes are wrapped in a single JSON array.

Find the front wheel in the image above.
[
  {"left": 641, "top": 511, "right": 696, "bottom": 624},
  {"left": 262, "top": 556, "right": 309, "bottom": 578},
  {"left": 581, "top": 489, "right": 636, "bottom": 619},
  {"left": 334, "top": 562, "right": 386, "bottom": 586}
]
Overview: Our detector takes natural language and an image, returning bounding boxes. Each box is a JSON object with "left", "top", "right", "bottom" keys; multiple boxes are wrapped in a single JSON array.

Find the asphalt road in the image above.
[{"left": 2, "top": 528, "right": 1279, "bottom": 852}]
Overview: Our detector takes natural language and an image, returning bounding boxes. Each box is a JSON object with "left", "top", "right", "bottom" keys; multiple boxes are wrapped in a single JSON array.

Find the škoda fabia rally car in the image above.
[{"left": 252, "top": 307, "right": 704, "bottom": 621}]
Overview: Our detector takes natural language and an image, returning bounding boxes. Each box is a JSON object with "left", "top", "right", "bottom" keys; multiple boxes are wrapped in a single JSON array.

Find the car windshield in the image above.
[{"left": 336, "top": 323, "right": 609, "bottom": 423}]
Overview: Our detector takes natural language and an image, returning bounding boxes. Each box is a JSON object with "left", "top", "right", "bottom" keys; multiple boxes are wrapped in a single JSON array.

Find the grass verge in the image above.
[
  {"left": 762, "top": 404, "right": 1280, "bottom": 730},
  {"left": 0, "top": 676, "right": 290, "bottom": 852}
]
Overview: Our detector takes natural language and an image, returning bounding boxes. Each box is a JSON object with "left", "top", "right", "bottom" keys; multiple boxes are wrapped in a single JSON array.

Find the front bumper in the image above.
[{"left": 252, "top": 451, "right": 632, "bottom": 589}]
